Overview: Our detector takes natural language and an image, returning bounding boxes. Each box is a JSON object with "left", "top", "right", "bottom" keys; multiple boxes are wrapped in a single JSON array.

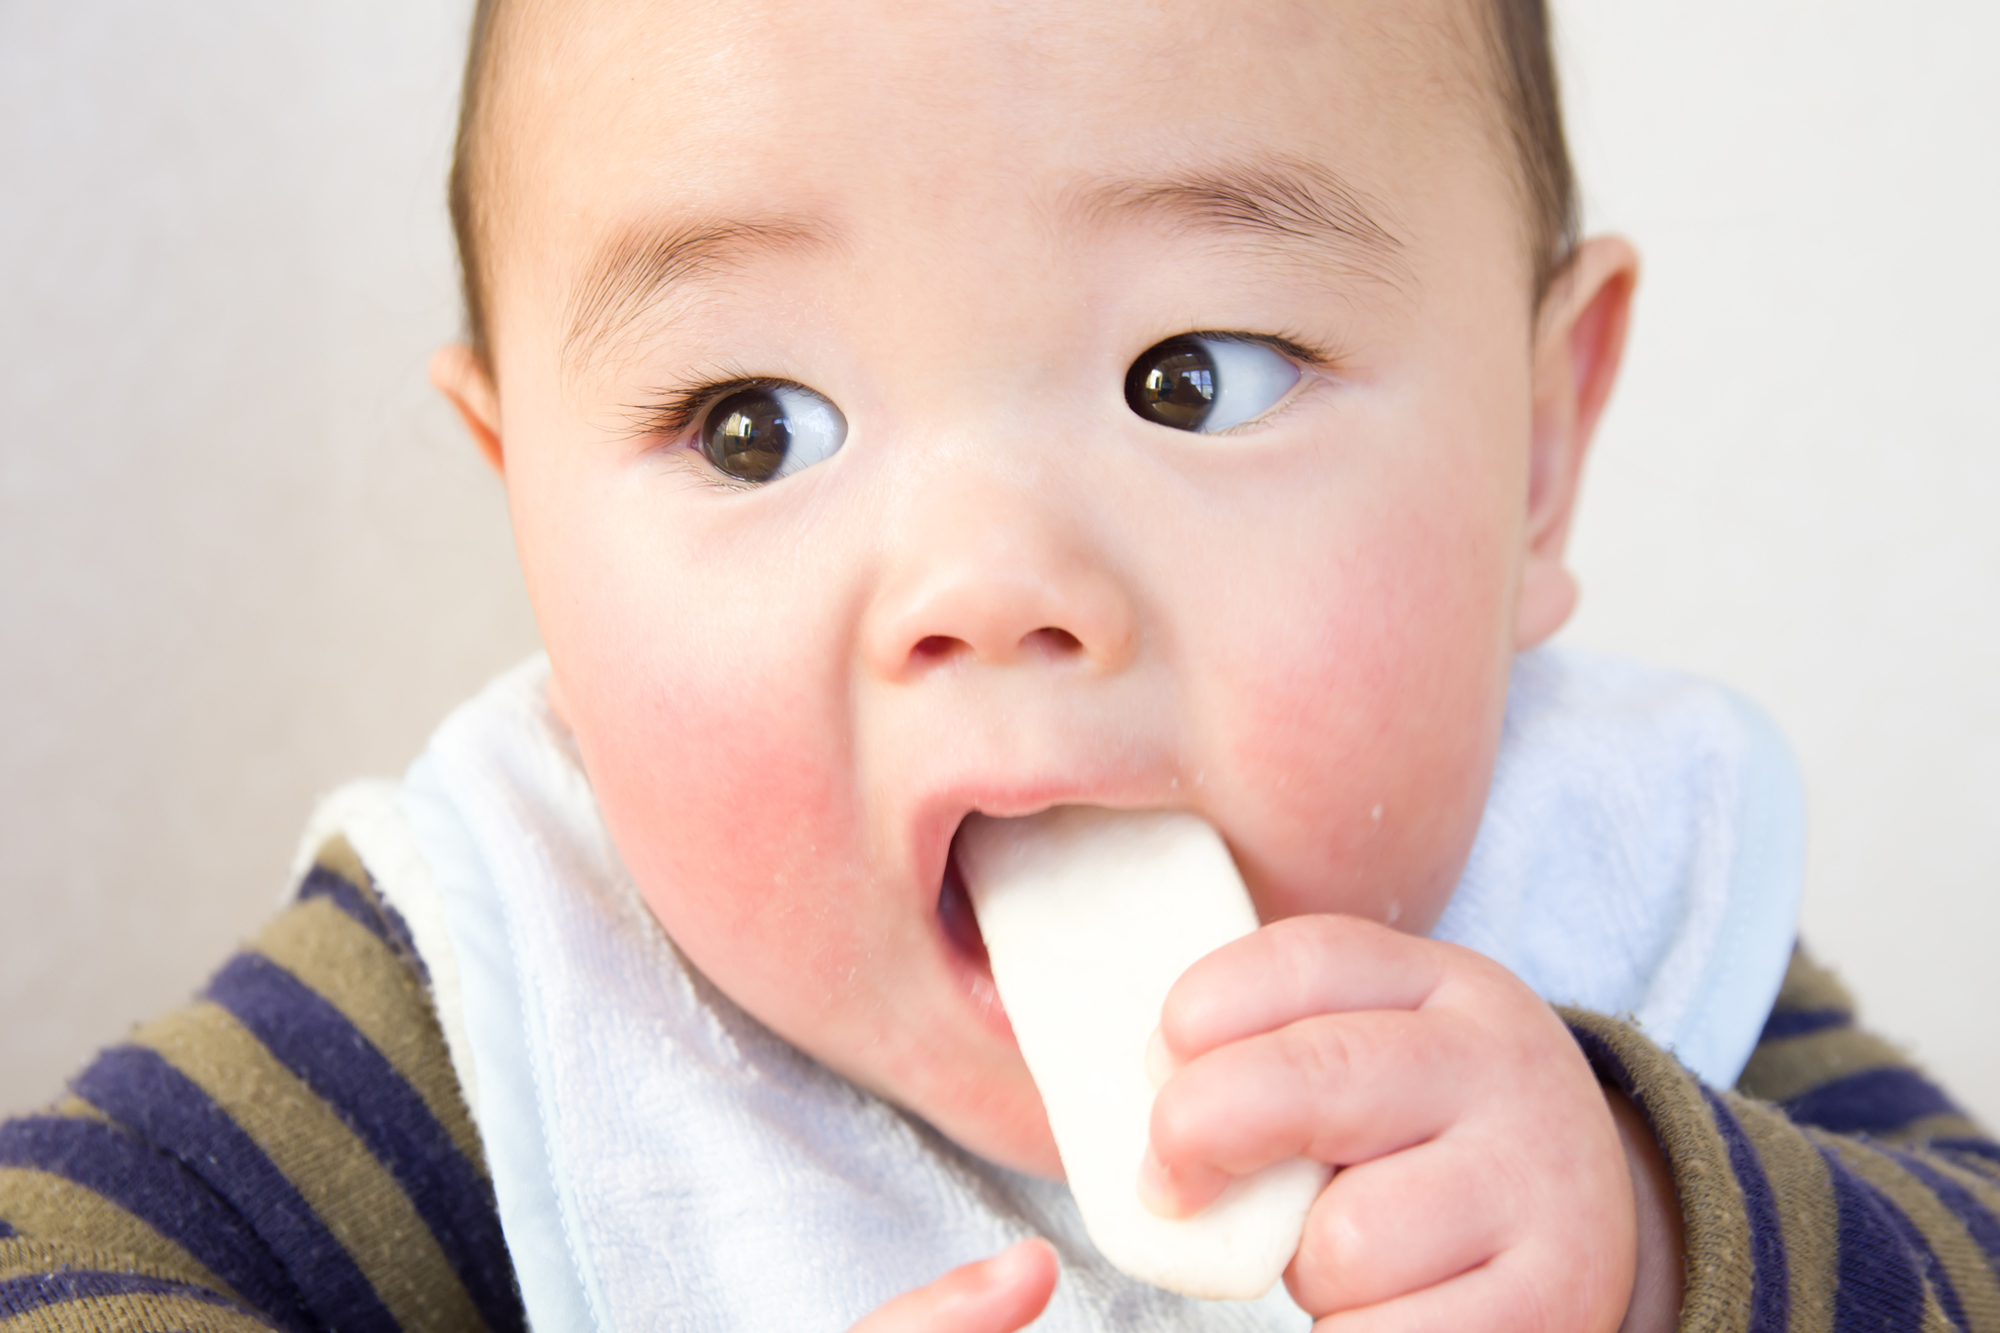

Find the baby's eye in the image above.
[
  {"left": 1123, "top": 335, "right": 1301, "bottom": 433},
  {"left": 699, "top": 383, "right": 846, "bottom": 483}
]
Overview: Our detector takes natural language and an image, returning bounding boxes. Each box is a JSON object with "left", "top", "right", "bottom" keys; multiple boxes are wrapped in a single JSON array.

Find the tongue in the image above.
[{"left": 956, "top": 807, "right": 1329, "bottom": 1301}]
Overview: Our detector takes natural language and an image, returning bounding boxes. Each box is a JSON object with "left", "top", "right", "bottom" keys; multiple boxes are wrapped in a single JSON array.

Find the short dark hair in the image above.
[
  {"left": 1484, "top": 0, "right": 1579, "bottom": 303},
  {"left": 446, "top": 0, "right": 506, "bottom": 368},
  {"left": 447, "top": 0, "right": 1579, "bottom": 366}
]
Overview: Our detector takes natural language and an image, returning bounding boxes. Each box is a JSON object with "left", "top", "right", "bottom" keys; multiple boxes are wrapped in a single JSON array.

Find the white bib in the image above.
[{"left": 297, "top": 644, "right": 1802, "bottom": 1333}]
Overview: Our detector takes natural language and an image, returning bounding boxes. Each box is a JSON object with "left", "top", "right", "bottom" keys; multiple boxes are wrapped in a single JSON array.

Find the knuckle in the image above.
[
  {"left": 1278, "top": 1019, "right": 1353, "bottom": 1102},
  {"left": 1258, "top": 919, "right": 1335, "bottom": 1021}
]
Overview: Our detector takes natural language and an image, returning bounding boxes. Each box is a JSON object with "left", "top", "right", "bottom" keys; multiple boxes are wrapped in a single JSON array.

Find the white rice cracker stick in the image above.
[{"left": 958, "top": 807, "right": 1332, "bottom": 1300}]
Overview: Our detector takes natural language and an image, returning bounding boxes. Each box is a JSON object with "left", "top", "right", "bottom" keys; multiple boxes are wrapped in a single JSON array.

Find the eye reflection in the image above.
[
  {"left": 1124, "top": 335, "right": 1301, "bottom": 433},
  {"left": 1126, "top": 337, "right": 1216, "bottom": 431},
  {"left": 700, "top": 383, "right": 845, "bottom": 483}
]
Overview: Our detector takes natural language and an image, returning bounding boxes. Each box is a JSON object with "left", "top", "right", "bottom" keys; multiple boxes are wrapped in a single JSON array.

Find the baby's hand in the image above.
[
  {"left": 1142, "top": 916, "right": 1641, "bottom": 1331},
  {"left": 848, "top": 1239, "right": 1057, "bottom": 1333}
]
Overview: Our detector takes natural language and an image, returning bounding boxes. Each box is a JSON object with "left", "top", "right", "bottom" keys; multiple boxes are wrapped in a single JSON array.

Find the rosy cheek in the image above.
[
  {"left": 545, "top": 561, "right": 868, "bottom": 1001},
  {"left": 1207, "top": 498, "right": 1515, "bottom": 930}
]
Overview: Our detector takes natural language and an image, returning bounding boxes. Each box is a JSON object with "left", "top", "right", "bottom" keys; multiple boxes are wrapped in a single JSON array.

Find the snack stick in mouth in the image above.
[{"left": 958, "top": 807, "right": 1332, "bottom": 1301}]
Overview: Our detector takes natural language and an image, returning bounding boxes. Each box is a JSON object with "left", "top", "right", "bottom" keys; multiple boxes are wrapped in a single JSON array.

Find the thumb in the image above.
[{"left": 849, "top": 1239, "right": 1059, "bottom": 1333}]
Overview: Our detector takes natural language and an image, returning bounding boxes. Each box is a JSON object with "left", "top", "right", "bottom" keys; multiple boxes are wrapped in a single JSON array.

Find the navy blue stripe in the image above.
[
  {"left": 1825, "top": 1145, "right": 1939, "bottom": 1332},
  {"left": 1759, "top": 1008, "right": 1850, "bottom": 1041},
  {"left": 75, "top": 1044, "right": 400, "bottom": 1333},
  {"left": 1703, "top": 1089, "right": 1790, "bottom": 1332},
  {"left": 297, "top": 865, "right": 397, "bottom": 947},
  {"left": 375, "top": 897, "right": 431, "bottom": 986},
  {"left": 1886, "top": 1147, "right": 2000, "bottom": 1271},
  {"left": 0, "top": 1113, "right": 310, "bottom": 1331},
  {"left": 1935, "top": 1139, "right": 2000, "bottom": 1172},
  {"left": 0, "top": 1218, "right": 15, "bottom": 1239},
  {"left": 1564, "top": 1022, "right": 1641, "bottom": 1096},
  {"left": 0, "top": 1268, "right": 241, "bottom": 1317},
  {"left": 297, "top": 865, "right": 428, "bottom": 986},
  {"left": 1785, "top": 1067, "right": 1960, "bottom": 1137},
  {"left": 208, "top": 952, "right": 523, "bottom": 1333},
  {"left": 1879, "top": 1178, "right": 1970, "bottom": 1331}
]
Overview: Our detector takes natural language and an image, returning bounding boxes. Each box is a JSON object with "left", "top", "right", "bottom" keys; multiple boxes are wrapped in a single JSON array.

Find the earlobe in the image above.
[
  {"left": 1514, "top": 235, "right": 1640, "bottom": 649},
  {"left": 429, "top": 343, "right": 506, "bottom": 475}
]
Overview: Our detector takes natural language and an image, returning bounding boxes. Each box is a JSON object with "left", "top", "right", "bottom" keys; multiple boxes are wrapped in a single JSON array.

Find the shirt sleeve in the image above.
[
  {"left": 1568, "top": 949, "right": 2000, "bottom": 1333},
  {"left": 0, "top": 837, "right": 525, "bottom": 1333}
]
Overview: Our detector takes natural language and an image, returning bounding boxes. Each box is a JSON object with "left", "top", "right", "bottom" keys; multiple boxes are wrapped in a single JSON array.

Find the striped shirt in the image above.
[{"left": 3, "top": 841, "right": 1996, "bottom": 1331}]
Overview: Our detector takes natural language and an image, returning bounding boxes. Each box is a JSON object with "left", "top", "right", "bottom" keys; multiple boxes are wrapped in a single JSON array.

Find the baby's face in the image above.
[{"left": 450, "top": 0, "right": 1615, "bottom": 1175}]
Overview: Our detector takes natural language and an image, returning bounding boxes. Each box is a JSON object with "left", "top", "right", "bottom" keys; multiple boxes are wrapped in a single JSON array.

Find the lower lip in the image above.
[{"left": 938, "top": 833, "right": 1014, "bottom": 1040}]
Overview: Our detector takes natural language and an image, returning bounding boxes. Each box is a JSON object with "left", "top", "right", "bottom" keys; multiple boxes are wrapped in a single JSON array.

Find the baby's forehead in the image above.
[
  {"left": 465, "top": 0, "right": 1521, "bottom": 355},
  {"left": 505, "top": 0, "right": 1489, "bottom": 134},
  {"left": 484, "top": 0, "right": 1500, "bottom": 214}
]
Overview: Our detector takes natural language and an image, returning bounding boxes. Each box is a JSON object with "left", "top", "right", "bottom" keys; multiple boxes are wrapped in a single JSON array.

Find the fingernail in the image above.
[
  {"left": 1136, "top": 1145, "right": 1191, "bottom": 1220},
  {"left": 983, "top": 1237, "right": 1057, "bottom": 1300},
  {"left": 985, "top": 1240, "right": 1028, "bottom": 1283},
  {"left": 1144, "top": 1027, "right": 1178, "bottom": 1092}
]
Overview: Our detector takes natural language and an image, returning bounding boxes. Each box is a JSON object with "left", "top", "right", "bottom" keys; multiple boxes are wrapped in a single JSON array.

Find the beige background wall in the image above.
[
  {"left": 2, "top": 2, "right": 1994, "bottom": 1129},
  {"left": 1556, "top": 4, "right": 2000, "bottom": 1125},
  {"left": 0, "top": 2, "right": 540, "bottom": 1103}
]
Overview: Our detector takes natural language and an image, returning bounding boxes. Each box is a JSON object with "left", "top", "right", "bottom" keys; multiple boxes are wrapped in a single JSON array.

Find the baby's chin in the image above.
[
  {"left": 908, "top": 1066, "right": 1067, "bottom": 1180},
  {"left": 870, "top": 827, "right": 1068, "bottom": 1176}
]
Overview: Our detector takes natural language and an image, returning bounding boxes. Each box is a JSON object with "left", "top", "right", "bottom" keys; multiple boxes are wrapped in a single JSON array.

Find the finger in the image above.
[
  {"left": 1303, "top": 1243, "right": 1626, "bottom": 1333},
  {"left": 848, "top": 1239, "right": 1058, "bottom": 1333},
  {"left": 1145, "top": 1009, "right": 1480, "bottom": 1214},
  {"left": 1158, "top": 915, "right": 1460, "bottom": 1061},
  {"left": 1285, "top": 1136, "right": 1517, "bottom": 1314}
]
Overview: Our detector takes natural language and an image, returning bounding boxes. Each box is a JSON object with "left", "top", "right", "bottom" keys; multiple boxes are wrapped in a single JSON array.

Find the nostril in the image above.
[
  {"left": 913, "top": 635, "right": 960, "bottom": 661},
  {"left": 1026, "top": 627, "right": 1083, "bottom": 657}
]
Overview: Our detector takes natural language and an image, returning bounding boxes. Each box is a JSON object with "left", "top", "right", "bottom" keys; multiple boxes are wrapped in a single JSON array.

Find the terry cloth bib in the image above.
[{"left": 297, "top": 644, "right": 1804, "bottom": 1333}]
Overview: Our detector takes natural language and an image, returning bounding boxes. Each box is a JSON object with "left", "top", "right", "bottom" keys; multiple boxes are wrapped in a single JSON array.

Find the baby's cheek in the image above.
[
  {"left": 552, "top": 596, "right": 877, "bottom": 1012},
  {"left": 1199, "top": 506, "right": 1515, "bottom": 932}
]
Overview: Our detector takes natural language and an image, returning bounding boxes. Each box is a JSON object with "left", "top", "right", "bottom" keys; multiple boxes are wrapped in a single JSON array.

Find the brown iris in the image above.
[
  {"left": 1124, "top": 336, "right": 1218, "bottom": 431},
  {"left": 702, "top": 388, "right": 792, "bottom": 482}
]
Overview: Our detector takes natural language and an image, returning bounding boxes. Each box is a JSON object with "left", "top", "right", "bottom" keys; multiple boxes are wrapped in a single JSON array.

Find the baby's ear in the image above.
[
  {"left": 430, "top": 343, "right": 506, "bottom": 475},
  {"left": 1515, "top": 235, "right": 1640, "bottom": 649}
]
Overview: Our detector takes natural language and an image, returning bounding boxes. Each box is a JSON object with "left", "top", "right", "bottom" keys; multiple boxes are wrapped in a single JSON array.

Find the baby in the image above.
[
  {"left": 2, "top": 1, "right": 1993, "bottom": 1331},
  {"left": 436, "top": 0, "right": 1657, "bottom": 1319}
]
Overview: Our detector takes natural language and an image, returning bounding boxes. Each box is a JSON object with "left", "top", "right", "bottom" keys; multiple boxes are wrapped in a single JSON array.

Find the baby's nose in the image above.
[{"left": 861, "top": 484, "right": 1137, "bottom": 680}]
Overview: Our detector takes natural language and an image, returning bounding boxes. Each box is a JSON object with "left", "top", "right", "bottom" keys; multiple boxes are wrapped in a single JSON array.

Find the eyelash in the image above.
[
  {"left": 628, "top": 330, "right": 1338, "bottom": 458},
  {"left": 1196, "top": 330, "right": 1336, "bottom": 367},
  {"left": 630, "top": 370, "right": 789, "bottom": 445}
]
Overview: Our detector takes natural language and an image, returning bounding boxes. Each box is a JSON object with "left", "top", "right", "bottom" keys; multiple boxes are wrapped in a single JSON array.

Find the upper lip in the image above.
[{"left": 910, "top": 774, "right": 1185, "bottom": 910}]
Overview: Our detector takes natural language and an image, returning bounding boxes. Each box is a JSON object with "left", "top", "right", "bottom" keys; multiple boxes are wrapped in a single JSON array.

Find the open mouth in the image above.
[
  {"left": 937, "top": 816, "right": 1016, "bottom": 1039},
  {"left": 937, "top": 820, "right": 990, "bottom": 968}
]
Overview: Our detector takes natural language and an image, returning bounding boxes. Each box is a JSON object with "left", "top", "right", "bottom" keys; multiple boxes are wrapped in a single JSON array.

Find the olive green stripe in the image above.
[
  {"left": 1736, "top": 1026, "right": 1908, "bottom": 1105},
  {"left": 1920, "top": 1289, "right": 1961, "bottom": 1333},
  {"left": 1906, "top": 1147, "right": 2000, "bottom": 1228},
  {"left": 1879, "top": 1112, "right": 1991, "bottom": 1152},
  {"left": 1730, "top": 1097, "right": 1838, "bottom": 1333},
  {"left": 312, "top": 835, "right": 378, "bottom": 909},
  {"left": 1824, "top": 1135, "right": 2000, "bottom": 1327},
  {"left": 48, "top": 1095, "right": 110, "bottom": 1125},
  {"left": 1564, "top": 1010, "right": 1755, "bottom": 1326},
  {"left": 0, "top": 1291, "right": 275, "bottom": 1333},
  {"left": 1769, "top": 950, "right": 1854, "bottom": 1019},
  {"left": 0, "top": 1167, "right": 235, "bottom": 1301},
  {"left": 1932, "top": 1143, "right": 2000, "bottom": 1189},
  {"left": 250, "top": 896, "right": 484, "bottom": 1172},
  {"left": 132, "top": 1003, "right": 485, "bottom": 1333}
]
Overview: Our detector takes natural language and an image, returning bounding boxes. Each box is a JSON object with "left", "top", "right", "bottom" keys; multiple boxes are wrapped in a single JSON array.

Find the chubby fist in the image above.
[{"left": 1139, "top": 915, "right": 1657, "bottom": 1332}]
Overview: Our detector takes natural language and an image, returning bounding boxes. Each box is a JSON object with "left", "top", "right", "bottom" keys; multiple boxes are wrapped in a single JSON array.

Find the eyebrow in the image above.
[
  {"left": 1074, "top": 156, "right": 1408, "bottom": 290},
  {"left": 562, "top": 216, "right": 834, "bottom": 380},
  {"left": 560, "top": 158, "right": 1402, "bottom": 378}
]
